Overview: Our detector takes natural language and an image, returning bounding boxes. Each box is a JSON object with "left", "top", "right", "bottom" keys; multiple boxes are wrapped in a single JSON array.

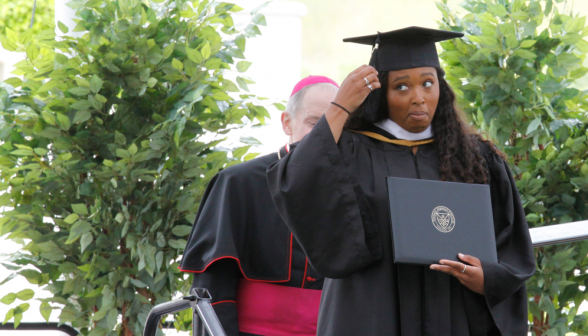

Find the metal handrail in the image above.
[
  {"left": 0, "top": 322, "right": 78, "bottom": 335},
  {"left": 143, "top": 288, "right": 226, "bottom": 336},
  {"left": 529, "top": 221, "right": 588, "bottom": 247}
]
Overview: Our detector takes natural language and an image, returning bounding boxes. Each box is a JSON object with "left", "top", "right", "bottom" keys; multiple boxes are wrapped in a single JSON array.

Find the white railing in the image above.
[{"left": 529, "top": 221, "right": 588, "bottom": 247}]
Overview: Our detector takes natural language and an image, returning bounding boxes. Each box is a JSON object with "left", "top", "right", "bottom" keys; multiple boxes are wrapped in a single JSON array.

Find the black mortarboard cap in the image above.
[{"left": 343, "top": 26, "right": 464, "bottom": 72}]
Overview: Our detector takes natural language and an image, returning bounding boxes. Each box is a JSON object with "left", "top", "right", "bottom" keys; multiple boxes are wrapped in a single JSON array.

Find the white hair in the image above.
[{"left": 285, "top": 83, "right": 338, "bottom": 119}]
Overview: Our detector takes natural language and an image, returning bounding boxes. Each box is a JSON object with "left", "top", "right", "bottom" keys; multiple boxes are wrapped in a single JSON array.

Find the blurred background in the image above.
[
  {"left": 4, "top": 0, "right": 588, "bottom": 154},
  {"left": 2, "top": 0, "right": 588, "bottom": 334}
]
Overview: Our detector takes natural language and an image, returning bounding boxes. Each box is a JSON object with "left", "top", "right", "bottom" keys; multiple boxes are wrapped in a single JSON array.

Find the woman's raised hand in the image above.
[
  {"left": 325, "top": 65, "right": 381, "bottom": 143},
  {"left": 333, "top": 65, "right": 381, "bottom": 114}
]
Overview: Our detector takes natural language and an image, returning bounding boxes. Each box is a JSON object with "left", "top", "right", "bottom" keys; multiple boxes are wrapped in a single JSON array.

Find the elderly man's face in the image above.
[{"left": 282, "top": 85, "right": 338, "bottom": 143}]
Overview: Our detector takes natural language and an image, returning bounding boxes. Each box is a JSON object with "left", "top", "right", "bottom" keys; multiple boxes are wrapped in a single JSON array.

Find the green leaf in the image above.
[
  {"left": 18, "top": 270, "right": 43, "bottom": 285},
  {"left": 520, "top": 40, "right": 536, "bottom": 48},
  {"left": 72, "top": 203, "right": 89, "bottom": 215},
  {"left": 129, "top": 278, "right": 147, "bottom": 288},
  {"left": 514, "top": 49, "right": 536, "bottom": 59},
  {"left": 68, "top": 87, "right": 91, "bottom": 96},
  {"left": 155, "top": 251, "right": 163, "bottom": 270},
  {"left": 40, "top": 302, "right": 52, "bottom": 322},
  {"left": 0, "top": 293, "right": 16, "bottom": 305},
  {"left": 244, "top": 152, "right": 260, "bottom": 161},
  {"left": 235, "top": 34, "right": 246, "bottom": 52},
  {"left": 201, "top": 42, "right": 211, "bottom": 59},
  {"left": 64, "top": 213, "right": 79, "bottom": 224},
  {"left": 526, "top": 118, "right": 542, "bottom": 135},
  {"left": 90, "top": 75, "right": 103, "bottom": 94},
  {"left": 66, "top": 221, "right": 92, "bottom": 244},
  {"left": 212, "top": 91, "right": 231, "bottom": 101},
  {"left": 147, "top": 51, "right": 163, "bottom": 64},
  {"left": 92, "top": 309, "right": 108, "bottom": 321},
  {"left": 510, "top": 11, "right": 529, "bottom": 20},
  {"left": 41, "top": 111, "right": 56, "bottom": 125},
  {"left": 11, "top": 149, "right": 34, "bottom": 156},
  {"left": 56, "top": 113, "right": 71, "bottom": 131},
  {"left": 163, "top": 42, "right": 175, "bottom": 59},
  {"left": 0, "top": 274, "right": 17, "bottom": 285},
  {"left": 171, "top": 225, "right": 192, "bottom": 236},
  {"left": 80, "top": 232, "right": 93, "bottom": 252},
  {"left": 128, "top": 143, "right": 138, "bottom": 155},
  {"left": 16, "top": 289, "right": 34, "bottom": 301},
  {"left": 172, "top": 58, "right": 184, "bottom": 71},
  {"left": 274, "top": 103, "right": 286, "bottom": 111},
  {"left": 86, "top": 287, "right": 103, "bottom": 298},
  {"left": 37, "top": 80, "right": 58, "bottom": 93},
  {"left": 168, "top": 239, "right": 187, "bottom": 249},
  {"left": 73, "top": 110, "right": 92, "bottom": 124},
  {"left": 186, "top": 47, "right": 203, "bottom": 63},
  {"left": 26, "top": 44, "right": 40, "bottom": 61},
  {"left": 115, "top": 213, "right": 124, "bottom": 223},
  {"left": 539, "top": 80, "right": 563, "bottom": 93},
  {"left": 115, "top": 131, "right": 126, "bottom": 145},
  {"left": 58, "top": 21, "right": 69, "bottom": 33},
  {"left": 252, "top": 14, "right": 267, "bottom": 26},
  {"left": 70, "top": 100, "right": 92, "bottom": 110},
  {"left": 487, "top": 4, "right": 507, "bottom": 17},
  {"left": 236, "top": 61, "right": 252, "bottom": 73},
  {"left": 0, "top": 36, "right": 17, "bottom": 51},
  {"left": 147, "top": 77, "right": 158, "bottom": 88}
]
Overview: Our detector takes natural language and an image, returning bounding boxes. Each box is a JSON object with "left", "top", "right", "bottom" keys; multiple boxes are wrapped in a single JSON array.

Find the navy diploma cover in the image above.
[{"left": 386, "top": 177, "right": 498, "bottom": 265}]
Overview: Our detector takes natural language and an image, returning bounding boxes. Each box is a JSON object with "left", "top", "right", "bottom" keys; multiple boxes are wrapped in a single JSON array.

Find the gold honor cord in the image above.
[{"left": 351, "top": 131, "right": 434, "bottom": 147}]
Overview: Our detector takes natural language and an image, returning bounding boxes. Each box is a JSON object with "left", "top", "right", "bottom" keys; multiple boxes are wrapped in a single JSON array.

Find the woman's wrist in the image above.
[
  {"left": 325, "top": 104, "right": 349, "bottom": 143},
  {"left": 330, "top": 102, "right": 352, "bottom": 116}
]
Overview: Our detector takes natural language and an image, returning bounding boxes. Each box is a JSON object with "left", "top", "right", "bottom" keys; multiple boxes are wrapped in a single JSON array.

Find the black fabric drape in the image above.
[{"left": 182, "top": 147, "right": 323, "bottom": 334}]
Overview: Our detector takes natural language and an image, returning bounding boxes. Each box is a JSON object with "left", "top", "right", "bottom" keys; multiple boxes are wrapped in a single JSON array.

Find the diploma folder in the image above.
[{"left": 386, "top": 177, "right": 498, "bottom": 265}]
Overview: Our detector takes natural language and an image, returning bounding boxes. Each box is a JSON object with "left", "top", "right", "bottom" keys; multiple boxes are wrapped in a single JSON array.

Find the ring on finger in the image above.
[
  {"left": 461, "top": 265, "right": 467, "bottom": 273},
  {"left": 367, "top": 84, "right": 373, "bottom": 91},
  {"left": 364, "top": 77, "right": 370, "bottom": 85}
]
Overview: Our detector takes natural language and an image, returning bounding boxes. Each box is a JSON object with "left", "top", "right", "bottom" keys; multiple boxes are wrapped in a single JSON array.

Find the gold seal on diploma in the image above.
[{"left": 431, "top": 206, "right": 455, "bottom": 233}]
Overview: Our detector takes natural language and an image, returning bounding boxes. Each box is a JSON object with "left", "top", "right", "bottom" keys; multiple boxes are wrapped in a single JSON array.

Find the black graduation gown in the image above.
[
  {"left": 266, "top": 116, "right": 536, "bottom": 336},
  {"left": 180, "top": 146, "right": 323, "bottom": 336}
]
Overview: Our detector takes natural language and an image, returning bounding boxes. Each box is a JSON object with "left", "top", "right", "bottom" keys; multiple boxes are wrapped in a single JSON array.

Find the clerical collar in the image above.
[{"left": 374, "top": 119, "right": 433, "bottom": 141}]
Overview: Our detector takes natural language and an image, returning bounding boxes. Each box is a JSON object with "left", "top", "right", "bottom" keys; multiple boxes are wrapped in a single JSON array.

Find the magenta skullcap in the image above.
[{"left": 290, "top": 75, "right": 339, "bottom": 97}]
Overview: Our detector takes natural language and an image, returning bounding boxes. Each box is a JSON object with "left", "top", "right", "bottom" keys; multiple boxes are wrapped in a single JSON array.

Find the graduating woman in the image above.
[{"left": 266, "top": 27, "right": 536, "bottom": 336}]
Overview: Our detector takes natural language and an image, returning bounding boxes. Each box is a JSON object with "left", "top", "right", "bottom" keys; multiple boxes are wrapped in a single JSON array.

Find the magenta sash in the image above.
[{"left": 236, "top": 279, "right": 321, "bottom": 336}]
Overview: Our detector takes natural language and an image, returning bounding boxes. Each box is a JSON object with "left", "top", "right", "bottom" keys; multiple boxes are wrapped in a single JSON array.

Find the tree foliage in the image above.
[
  {"left": 0, "top": 0, "right": 55, "bottom": 36},
  {"left": 438, "top": 0, "right": 588, "bottom": 334},
  {"left": 0, "top": 0, "right": 277, "bottom": 334}
]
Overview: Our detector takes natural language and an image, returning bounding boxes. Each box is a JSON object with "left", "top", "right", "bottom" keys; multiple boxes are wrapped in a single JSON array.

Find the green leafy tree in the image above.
[
  {"left": 437, "top": 0, "right": 588, "bottom": 334},
  {"left": 0, "top": 0, "right": 55, "bottom": 36},
  {"left": 0, "top": 0, "right": 277, "bottom": 334}
]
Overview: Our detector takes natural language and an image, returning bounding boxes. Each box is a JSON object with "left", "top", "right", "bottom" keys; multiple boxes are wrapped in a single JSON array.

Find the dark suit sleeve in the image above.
[
  {"left": 267, "top": 115, "right": 382, "bottom": 279},
  {"left": 191, "top": 259, "right": 241, "bottom": 336},
  {"left": 482, "top": 151, "right": 536, "bottom": 333}
]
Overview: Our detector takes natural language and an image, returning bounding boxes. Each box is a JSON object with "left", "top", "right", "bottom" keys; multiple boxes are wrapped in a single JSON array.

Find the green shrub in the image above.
[
  {"left": 0, "top": 0, "right": 277, "bottom": 334},
  {"left": 0, "top": 0, "right": 55, "bottom": 36},
  {"left": 438, "top": 0, "right": 588, "bottom": 334}
]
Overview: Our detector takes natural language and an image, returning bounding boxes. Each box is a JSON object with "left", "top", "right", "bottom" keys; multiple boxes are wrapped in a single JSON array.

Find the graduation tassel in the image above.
[{"left": 369, "top": 32, "right": 381, "bottom": 70}]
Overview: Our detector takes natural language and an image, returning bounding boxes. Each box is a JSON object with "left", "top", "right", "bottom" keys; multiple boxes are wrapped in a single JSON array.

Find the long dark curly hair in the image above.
[{"left": 346, "top": 68, "right": 490, "bottom": 184}]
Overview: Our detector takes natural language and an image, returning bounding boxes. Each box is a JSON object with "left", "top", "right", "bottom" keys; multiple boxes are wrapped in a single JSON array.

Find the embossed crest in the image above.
[{"left": 431, "top": 206, "right": 455, "bottom": 233}]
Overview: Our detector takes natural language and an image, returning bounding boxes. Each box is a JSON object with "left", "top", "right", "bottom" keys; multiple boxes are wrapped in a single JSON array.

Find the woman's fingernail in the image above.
[
  {"left": 439, "top": 261, "right": 444, "bottom": 265},
  {"left": 459, "top": 253, "right": 464, "bottom": 258}
]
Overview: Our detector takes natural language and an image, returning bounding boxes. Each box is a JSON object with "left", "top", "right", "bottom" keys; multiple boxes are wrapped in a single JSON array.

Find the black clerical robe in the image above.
[
  {"left": 267, "top": 116, "right": 536, "bottom": 336},
  {"left": 180, "top": 146, "right": 323, "bottom": 336}
]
